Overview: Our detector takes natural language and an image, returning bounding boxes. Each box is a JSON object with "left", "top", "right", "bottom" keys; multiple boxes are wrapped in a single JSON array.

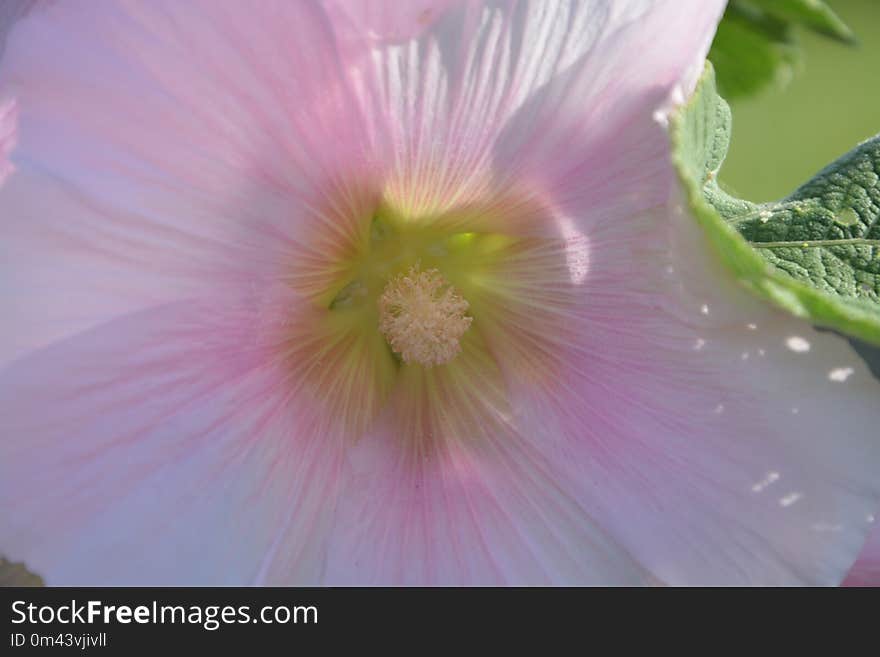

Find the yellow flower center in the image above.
[{"left": 274, "top": 189, "right": 580, "bottom": 446}]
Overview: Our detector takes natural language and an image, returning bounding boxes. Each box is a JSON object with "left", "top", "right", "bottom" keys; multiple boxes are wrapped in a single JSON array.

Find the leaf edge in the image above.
[{"left": 669, "top": 63, "right": 880, "bottom": 348}]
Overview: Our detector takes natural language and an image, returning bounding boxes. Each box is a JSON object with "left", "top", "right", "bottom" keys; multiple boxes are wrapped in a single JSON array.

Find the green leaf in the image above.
[
  {"left": 731, "top": 139, "right": 880, "bottom": 306},
  {"left": 708, "top": 4, "right": 798, "bottom": 100},
  {"left": 750, "top": 0, "right": 857, "bottom": 44},
  {"left": 670, "top": 63, "right": 880, "bottom": 346},
  {"left": 708, "top": 0, "right": 855, "bottom": 101}
]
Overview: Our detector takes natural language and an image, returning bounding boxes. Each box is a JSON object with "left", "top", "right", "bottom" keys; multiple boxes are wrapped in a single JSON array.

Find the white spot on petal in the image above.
[
  {"left": 557, "top": 216, "right": 590, "bottom": 285},
  {"left": 779, "top": 492, "right": 802, "bottom": 507},
  {"left": 693, "top": 338, "right": 706, "bottom": 351},
  {"left": 700, "top": 304, "right": 710, "bottom": 315},
  {"left": 828, "top": 367, "right": 854, "bottom": 382},
  {"left": 751, "top": 471, "right": 780, "bottom": 493},
  {"left": 786, "top": 336, "right": 811, "bottom": 352},
  {"left": 746, "top": 323, "right": 757, "bottom": 330},
  {"left": 714, "top": 403, "right": 725, "bottom": 414}
]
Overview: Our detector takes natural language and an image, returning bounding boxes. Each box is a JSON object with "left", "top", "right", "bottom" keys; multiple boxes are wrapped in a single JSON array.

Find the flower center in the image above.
[
  {"left": 276, "top": 192, "right": 578, "bottom": 445},
  {"left": 378, "top": 265, "right": 472, "bottom": 366}
]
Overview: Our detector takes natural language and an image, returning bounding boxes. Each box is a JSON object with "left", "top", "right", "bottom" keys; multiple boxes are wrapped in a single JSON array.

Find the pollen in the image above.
[{"left": 378, "top": 265, "right": 472, "bottom": 366}]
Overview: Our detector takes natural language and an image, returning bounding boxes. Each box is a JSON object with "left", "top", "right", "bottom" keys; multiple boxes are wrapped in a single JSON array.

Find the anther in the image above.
[{"left": 378, "top": 265, "right": 472, "bottom": 366}]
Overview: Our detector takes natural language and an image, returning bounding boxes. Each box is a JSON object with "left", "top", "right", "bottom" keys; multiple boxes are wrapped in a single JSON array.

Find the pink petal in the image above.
[
  {"left": 0, "top": 98, "right": 14, "bottom": 185},
  {"left": 503, "top": 197, "right": 880, "bottom": 584},
  {"left": 324, "top": 338, "right": 653, "bottom": 585},
  {"left": 343, "top": 0, "right": 725, "bottom": 228},
  {"left": 323, "top": 0, "right": 464, "bottom": 46},
  {"left": 0, "top": 0, "right": 31, "bottom": 183},
  {"left": 0, "top": 0, "right": 368, "bottom": 366},
  {"left": 0, "top": 0, "right": 39, "bottom": 54},
  {"left": 0, "top": 299, "right": 345, "bottom": 585},
  {"left": 845, "top": 521, "right": 880, "bottom": 586}
]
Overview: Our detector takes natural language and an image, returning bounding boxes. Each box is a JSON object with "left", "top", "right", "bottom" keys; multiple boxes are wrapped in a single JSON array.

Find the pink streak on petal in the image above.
[
  {"left": 324, "top": 374, "right": 653, "bottom": 585},
  {"left": 844, "top": 521, "right": 880, "bottom": 586},
  {"left": 0, "top": 99, "right": 15, "bottom": 184},
  {"left": 324, "top": 0, "right": 463, "bottom": 46}
]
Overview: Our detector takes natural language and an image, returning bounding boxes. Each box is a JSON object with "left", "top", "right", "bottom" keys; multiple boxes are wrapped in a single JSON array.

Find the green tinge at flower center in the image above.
[{"left": 325, "top": 211, "right": 516, "bottom": 368}]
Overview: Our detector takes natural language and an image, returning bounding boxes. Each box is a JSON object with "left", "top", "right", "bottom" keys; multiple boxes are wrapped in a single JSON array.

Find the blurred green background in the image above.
[{"left": 720, "top": 0, "right": 880, "bottom": 201}]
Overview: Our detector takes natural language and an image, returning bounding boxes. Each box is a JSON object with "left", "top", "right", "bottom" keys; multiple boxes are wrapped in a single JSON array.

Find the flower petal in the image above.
[
  {"left": 343, "top": 0, "right": 725, "bottom": 229},
  {"left": 324, "top": 333, "right": 653, "bottom": 585},
  {"left": 0, "top": 299, "right": 344, "bottom": 585},
  {"left": 323, "top": 0, "right": 464, "bottom": 46},
  {"left": 0, "top": 0, "right": 39, "bottom": 56},
  {"left": 0, "top": 98, "right": 14, "bottom": 185},
  {"left": 0, "top": 0, "right": 28, "bottom": 183},
  {"left": 845, "top": 520, "right": 880, "bottom": 586},
  {"left": 0, "top": 0, "right": 367, "bottom": 366},
  {"left": 505, "top": 195, "right": 880, "bottom": 585}
]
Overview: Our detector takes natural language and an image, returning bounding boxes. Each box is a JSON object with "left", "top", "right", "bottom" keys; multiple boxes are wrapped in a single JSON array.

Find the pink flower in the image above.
[{"left": 1, "top": 1, "right": 878, "bottom": 585}]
